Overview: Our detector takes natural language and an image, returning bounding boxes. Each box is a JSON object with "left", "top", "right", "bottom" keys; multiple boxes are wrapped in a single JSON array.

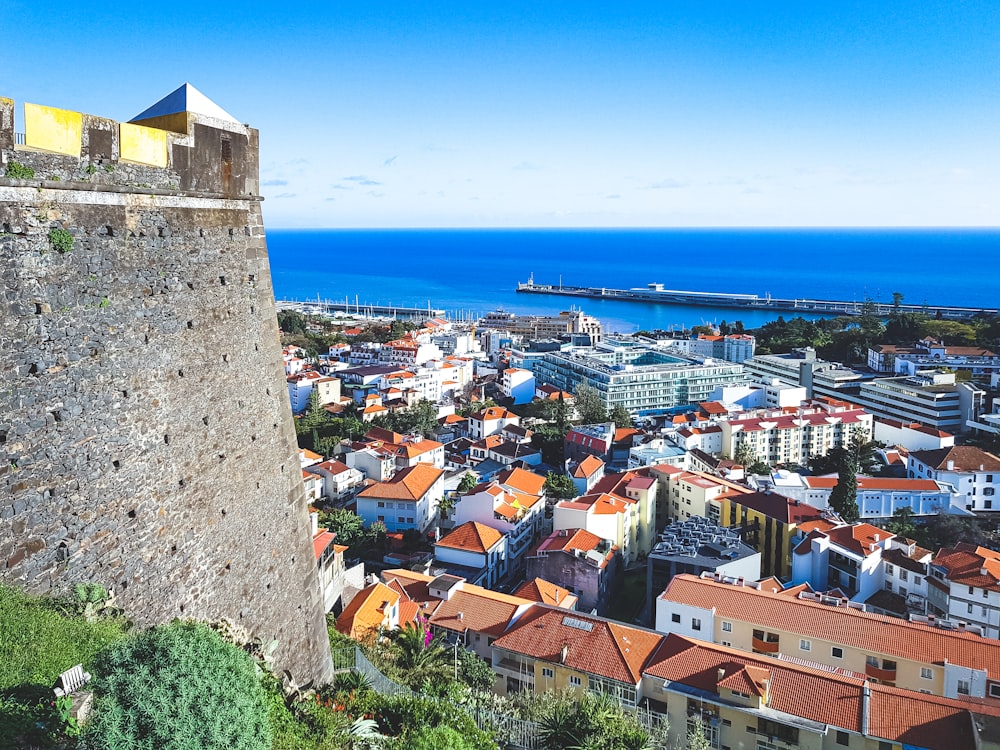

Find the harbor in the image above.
[{"left": 515, "top": 278, "right": 998, "bottom": 321}]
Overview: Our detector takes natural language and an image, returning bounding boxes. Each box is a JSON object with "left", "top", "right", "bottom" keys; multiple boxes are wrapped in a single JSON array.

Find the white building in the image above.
[
  {"left": 467, "top": 406, "right": 520, "bottom": 440},
  {"left": 500, "top": 368, "right": 536, "bottom": 405},
  {"left": 286, "top": 371, "right": 341, "bottom": 414},
  {"left": 928, "top": 543, "right": 1000, "bottom": 638},
  {"left": 434, "top": 521, "right": 509, "bottom": 589},
  {"left": 853, "top": 370, "right": 985, "bottom": 433},
  {"left": 873, "top": 418, "right": 955, "bottom": 452},
  {"left": 743, "top": 348, "right": 866, "bottom": 400},
  {"left": 908, "top": 446, "right": 1000, "bottom": 512},
  {"left": 305, "top": 459, "right": 364, "bottom": 503},
  {"left": 355, "top": 462, "right": 445, "bottom": 533}
]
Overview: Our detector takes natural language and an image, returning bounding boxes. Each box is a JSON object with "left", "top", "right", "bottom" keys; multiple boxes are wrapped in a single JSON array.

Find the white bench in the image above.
[{"left": 53, "top": 664, "right": 92, "bottom": 698}]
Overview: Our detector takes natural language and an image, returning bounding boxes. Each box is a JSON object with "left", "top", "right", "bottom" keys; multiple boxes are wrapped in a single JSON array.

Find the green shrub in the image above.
[
  {"left": 4, "top": 161, "right": 35, "bottom": 179},
  {"left": 48, "top": 228, "right": 74, "bottom": 253},
  {"left": 82, "top": 620, "right": 273, "bottom": 750}
]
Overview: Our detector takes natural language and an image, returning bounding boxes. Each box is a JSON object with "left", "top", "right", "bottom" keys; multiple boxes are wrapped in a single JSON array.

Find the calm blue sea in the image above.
[{"left": 265, "top": 228, "right": 999, "bottom": 333}]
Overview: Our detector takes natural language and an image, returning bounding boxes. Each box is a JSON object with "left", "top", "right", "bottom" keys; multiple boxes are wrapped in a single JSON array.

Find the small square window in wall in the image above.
[
  {"left": 800, "top": 639, "right": 811, "bottom": 652},
  {"left": 722, "top": 621, "right": 732, "bottom": 632},
  {"left": 671, "top": 613, "right": 681, "bottom": 623},
  {"left": 836, "top": 731, "right": 850, "bottom": 746},
  {"left": 569, "top": 676, "right": 582, "bottom": 687},
  {"left": 832, "top": 647, "right": 844, "bottom": 659},
  {"left": 541, "top": 667, "right": 554, "bottom": 678},
  {"left": 692, "top": 618, "right": 702, "bottom": 631}
]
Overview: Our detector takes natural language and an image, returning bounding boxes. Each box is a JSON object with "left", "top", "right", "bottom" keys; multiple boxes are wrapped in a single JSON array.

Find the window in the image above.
[
  {"left": 671, "top": 613, "right": 681, "bottom": 624},
  {"left": 985, "top": 487, "right": 995, "bottom": 496},
  {"left": 969, "top": 603, "right": 975, "bottom": 614},
  {"left": 866, "top": 655, "right": 879, "bottom": 668},
  {"left": 899, "top": 569, "right": 908, "bottom": 582},
  {"left": 921, "top": 667, "right": 933, "bottom": 680},
  {"left": 985, "top": 589, "right": 990, "bottom": 598},
  {"left": 990, "top": 684, "right": 1000, "bottom": 698},
  {"left": 799, "top": 639, "right": 811, "bottom": 652},
  {"left": 879, "top": 742, "right": 894, "bottom": 750},
  {"left": 957, "top": 680, "right": 970, "bottom": 695},
  {"left": 832, "top": 647, "right": 844, "bottom": 659},
  {"left": 722, "top": 621, "right": 733, "bottom": 632},
  {"left": 836, "top": 730, "right": 850, "bottom": 746},
  {"left": 721, "top": 641, "right": 732, "bottom": 647},
  {"left": 569, "top": 675, "right": 582, "bottom": 687},
  {"left": 692, "top": 618, "right": 702, "bottom": 631},
  {"left": 541, "top": 667, "right": 553, "bottom": 678},
  {"left": 886, "top": 564, "right": 894, "bottom": 575}
]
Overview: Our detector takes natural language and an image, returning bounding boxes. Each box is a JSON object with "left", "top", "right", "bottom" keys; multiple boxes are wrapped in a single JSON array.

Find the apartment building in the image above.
[
  {"left": 355, "top": 462, "right": 445, "bottom": 533},
  {"left": 928, "top": 543, "right": 1000, "bottom": 638},
  {"left": 908, "top": 446, "right": 1000, "bottom": 512},
  {"left": 853, "top": 371, "right": 985, "bottom": 433},
  {"left": 743, "top": 348, "right": 867, "bottom": 399},
  {"left": 656, "top": 573, "right": 1000, "bottom": 700}
]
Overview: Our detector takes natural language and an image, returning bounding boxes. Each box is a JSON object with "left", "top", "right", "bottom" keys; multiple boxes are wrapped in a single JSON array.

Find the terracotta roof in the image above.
[
  {"left": 336, "top": 582, "right": 399, "bottom": 639},
  {"left": 644, "top": 635, "right": 866, "bottom": 732},
  {"left": 718, "top": 664, "right": 770, "bottom": 697},
  {"left": 660, "top": 574, "right": 1000, "bottom": 679},
  {"left": 934, "top": 543, "right": 1000, "bottom": 592},
  {"left": 573, "top": 455, "right": 605, "bottom": 479},
  {"left": 804, "top": 476, "right": 943, "bottom": 491},
  {"left": 493, "top": 605, "right": 664, "bottom": 685},
  {"left": 911, "top": 446, "right": 1000, "bottom": 473},
  {"left": 533, "top": 528, "right": 605, "bottom": 555},
  {"left": 513, "top": 578, "right": 577, "bottom": 608},
  {"left": 313, "top": 530, "right": 337, "bottom": 560},
  {"left": 357, "top": 462, "right": 444, "bottom": 501},
  {"left": 868, "top": 684, "right": 987, "bottom": 748},
  {"left": 497, "top": 467, "right": 546, "bottom": 496},
  {"left": 311, "top": 459, "right": 352, "bottom": 475},
  {"left": 436, "top": 521, "right": 504, "bottom": 553},
  {"left": 822, "top": 523, "right": 893, "bottom": 557},
  {"left": 614, "top": 427, "right": 641, "bottom": 443},
  {"left": 469, "top": 406, "right": 517, "bottom": 421},
  {"left": 558, "top": 492, "right": 629, "bottom": 516}
]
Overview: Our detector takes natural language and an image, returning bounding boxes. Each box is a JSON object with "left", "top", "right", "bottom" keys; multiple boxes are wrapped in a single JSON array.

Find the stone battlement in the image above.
[{"left": 1, "top": 88, "right": 258, "bottom": 198}]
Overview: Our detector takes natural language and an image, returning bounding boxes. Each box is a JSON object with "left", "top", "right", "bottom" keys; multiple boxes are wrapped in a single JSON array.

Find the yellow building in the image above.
[
  {"left": 642, "top": 633, "right": 999, "bottom": 750},
  {"left": 656, "top": 573, "right": 1000, "bottom": 701},
  {"left": 711, "top": 490, "right": 825, "bottom": 577},
  {"left": 490, "top": 605, "right": 663, "bottom": 706}
]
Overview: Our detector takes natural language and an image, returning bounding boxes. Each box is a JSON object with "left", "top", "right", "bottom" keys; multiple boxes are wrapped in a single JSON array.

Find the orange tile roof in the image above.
[
  {"left": 470, "top": 406, "right": 517, "bottom": 421},
  {"left": 435, "top": 521, "right": 504, "bottom": 553},
  {"left": 934, "top": 543, "right": 1000, "bottom": 592},
  {"left": 493, "top": 606, "right": 664, "bottom": 685},
  {"left": 644, "top": 634, "right": 865, "bottom": 732},
  {"left": 313, "top": 530, "right": 337, "bottom": 560},
  {"left": 730, "top": 491, "right": 824, "bottom": 525},
  {"left": 822, "top": 523, "right": 893, "bottom": 557},
  {"left": 513, "top": 578, "right": 576, "bottom": 608},
  {"left": 336, "top": 582, "right": 399, "bottom": 639},
  {"left": 804, "top": 476, "right": 943, "bottom": 491},
  {"left": 660, "top": 574, "right": 1000, "bottom": 680},
  {"left": 559, "top": 492, "right": 629, "bottom": 516},
  {"left": 357, "top": 462, "right": 444, "bottom": 501},
  {"left": 573, "top": 455, "right": 605, "bottom": 479},
  {"left": 497, "top": 467, "right": 546, "bottom": 496},
  {"left": 300, "top": 448, "right": 323, "bottom": 462},
  {"left": 534, "top": 528, "right": 606, "bottom": 555}
]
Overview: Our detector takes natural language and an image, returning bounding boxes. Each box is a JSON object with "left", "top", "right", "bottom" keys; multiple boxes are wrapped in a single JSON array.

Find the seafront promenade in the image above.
[{"left": 516, "top": 280, "right": 997, "bottom": 320}]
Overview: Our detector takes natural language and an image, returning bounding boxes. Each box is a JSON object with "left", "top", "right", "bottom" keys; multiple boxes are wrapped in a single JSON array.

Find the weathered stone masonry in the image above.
[{"left": 0, "top": 93, "right": 333, "bottom": 684}]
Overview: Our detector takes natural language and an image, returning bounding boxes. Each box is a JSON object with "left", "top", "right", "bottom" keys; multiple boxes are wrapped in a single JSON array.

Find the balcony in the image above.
[
  {"left": 865, "top": 663, "right": 897, "bottom": 682},
  {"left": 752, "top": 636, "right": 780, "bottom": 654}
]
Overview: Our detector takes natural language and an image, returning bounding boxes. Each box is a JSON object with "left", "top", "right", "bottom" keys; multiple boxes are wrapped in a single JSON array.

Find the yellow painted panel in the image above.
[
  {"left": 24, "top": 102, "right": 82, "bottom": 156},
  {"left": 120, "top": 122, "right": 168, "bottom": 168}
]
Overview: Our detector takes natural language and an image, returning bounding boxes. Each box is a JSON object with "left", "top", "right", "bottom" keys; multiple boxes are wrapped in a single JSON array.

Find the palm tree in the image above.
[{"left": 391, "top": 624, "right": 452, "bottom": 689}]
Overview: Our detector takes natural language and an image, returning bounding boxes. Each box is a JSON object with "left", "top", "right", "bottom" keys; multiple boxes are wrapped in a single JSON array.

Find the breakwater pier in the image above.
[
  {"left": 515, "top": 280, "right": 997, "bottom": 320},
  {"left": 279, "top": 299, "right": 446, "bottom": 321}
]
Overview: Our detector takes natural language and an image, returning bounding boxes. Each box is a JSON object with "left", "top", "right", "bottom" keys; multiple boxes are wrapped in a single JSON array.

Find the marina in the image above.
[{"left": 515, "top": 278, "right": 998, "bottom": 321}]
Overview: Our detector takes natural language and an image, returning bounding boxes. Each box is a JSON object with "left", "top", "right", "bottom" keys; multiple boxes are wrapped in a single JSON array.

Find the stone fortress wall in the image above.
[{"left": 0, "top": 90, "right": 333, "bottom": 685}]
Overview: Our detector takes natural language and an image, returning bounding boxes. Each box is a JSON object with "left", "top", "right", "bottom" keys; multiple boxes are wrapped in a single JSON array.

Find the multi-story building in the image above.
[
  {"left": 467, "top": 406, "right": 520, "bottom": 440},
  {"left": 526, "top": 528, "right": 621, "bottom": 615},
  {"left": 355, "top": 462, "right": 445, "bottom": 533},
  {"left": 789, "top": 522, "right": 895, "bottom": 602},
  {"left": 533, "top": 340, "right": 747, "bottom": 416},
  {"left": 453, "top": 470, "right": 547, "bottom": 574},
  {"left": 565, "top": 422, "right": 641, "bottom": 466},
  {"left": 434, "top": 521, "right": 509, "bottom": 589},
  {"left": 755, "top": 472, "right": 971, "bottom": 519},
  {"left": 656, "top": 572, "right": 1000, "bottom": 700},
  {"left": 650, "top": 333, "right": 758, "bottom": 363},
  {"left": 873, "top": 418, "right": 955, "bottom": 451},
  {"left": 646, "top": 517, "right": 759, "bottom": 620},
  {"left": 480, "top": 309, "right": 603, "bottom": 343},
  {"left": 928, "top": 543, "right": 1000, "bottom": 638},
  {"left": 743, "top": 347, "right": 867, "bottom": 399},
  {"left": 908, "top": 445, "right": 1000, "bottom": 512},
  {"left": 642, "top": 633, "right": 1000, "bottom": 750},
  {"left": 719, "top": 400, "right": 874, "bottom": 468},
  {"left": 853, "top": 371, "right": 985, "bottom": 433},
  {"left": 305, "top": 459, "right": 364, "bottom": 503},
  {"left": 500, "top": 367, "right": 536, "bottom": 404},
  {"left": 713, "top": 491, "right": 826, "bottom": 578},
  {"left": 869, "top": 340, "right": 1000, "bottom": 378},
  {"left": 491, "top": 605, "right": 663, "bottom": 704},
  {"left": 286, "top": 371, "right": 341, "bottom": 413}
]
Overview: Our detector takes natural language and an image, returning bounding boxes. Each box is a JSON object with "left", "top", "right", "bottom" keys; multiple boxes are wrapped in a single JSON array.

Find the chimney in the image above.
[
  {"left": 717, "top": 668, "right": 726, "bottom": 682},
  {"left": 873, "top": 534, "right": 880, "bottom": 542},
  {"left": 561, "top": 644, "right": 569, "bottom": 664},
  {"left": 947, "top": 460, "right": 955, "bottom": 471},
  {"left": 457, "top": 611, "right": 463, "bottom": 621}
]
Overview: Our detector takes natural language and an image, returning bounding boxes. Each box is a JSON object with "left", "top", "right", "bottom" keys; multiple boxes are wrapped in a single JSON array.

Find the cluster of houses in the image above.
[{"left": 283, "top": 311, "right": 1000, "bottom": 749}]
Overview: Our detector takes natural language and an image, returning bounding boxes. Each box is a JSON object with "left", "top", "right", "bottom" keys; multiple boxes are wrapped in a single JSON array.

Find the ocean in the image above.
[{"left": 264, "top": 228, "right": 999, "bottom": 333}]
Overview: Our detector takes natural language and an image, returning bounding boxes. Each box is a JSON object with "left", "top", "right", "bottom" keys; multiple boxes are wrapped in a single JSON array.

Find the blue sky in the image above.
[{"left": 4, "top": 1, "right": 998, "bottom": 228}]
